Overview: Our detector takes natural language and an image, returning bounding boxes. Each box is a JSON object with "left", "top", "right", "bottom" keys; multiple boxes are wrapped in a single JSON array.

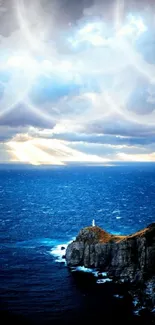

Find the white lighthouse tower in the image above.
[{"left": 92, "top": 219, "right": 95, "bottom": 227}]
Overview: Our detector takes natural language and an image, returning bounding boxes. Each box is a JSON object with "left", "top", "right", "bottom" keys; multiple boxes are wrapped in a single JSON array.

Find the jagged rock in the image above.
[{"left": 66, "top": 224, "right": 155, "bottom": 282}]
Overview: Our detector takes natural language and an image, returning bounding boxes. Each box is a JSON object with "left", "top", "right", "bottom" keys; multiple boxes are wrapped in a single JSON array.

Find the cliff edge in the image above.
[{"left": 66, "top": 224, "right": 155, "bottom": 282}]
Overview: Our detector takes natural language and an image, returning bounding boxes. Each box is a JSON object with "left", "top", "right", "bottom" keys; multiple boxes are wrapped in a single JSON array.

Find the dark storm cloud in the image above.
[
  {"left": 0, "top": 0, "right": 151, "bottom": 38},
  {"left": 46, "top": 0, "right": 154, "bottom": 23},
  {"left": 0, "top": 0, "right": 19, "bottom": 37},
  {"left": 41, "top": 0, "right": 155, "bottom": 34},
  {"left": 0, "top": 103, "right": 55, "bottom": 129},
  {"left": 42, "top": 0, "right": 94, "bottom": 25},
  {"left": 0, "top": 125, "right": 28, "bottom": 142}
]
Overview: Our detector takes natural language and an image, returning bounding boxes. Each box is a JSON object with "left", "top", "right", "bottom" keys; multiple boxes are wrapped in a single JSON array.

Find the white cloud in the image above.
[{"left": 0, "top": 1, "right": 155, "bottom": 164}]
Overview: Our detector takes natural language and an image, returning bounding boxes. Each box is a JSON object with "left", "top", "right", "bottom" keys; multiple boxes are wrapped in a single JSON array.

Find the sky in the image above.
[{"left": 1, "top": 0, "right": 155, "bottom": 165}]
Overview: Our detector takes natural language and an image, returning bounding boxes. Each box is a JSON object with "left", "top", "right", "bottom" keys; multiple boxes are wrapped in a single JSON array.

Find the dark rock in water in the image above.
[
  {"left": 62, "top": 255, "right": 66, "bottom": 259},
  {"left": 66, "top": 224, "right": 155, "bottom": 283},
  {"left": 61, "top": 246, "right": 66, "bottom": 250}
]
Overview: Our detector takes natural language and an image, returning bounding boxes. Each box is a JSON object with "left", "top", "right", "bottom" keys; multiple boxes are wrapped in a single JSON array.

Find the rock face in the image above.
[{"left": 66, "top": 224, "right": 155, "bottom": 282}]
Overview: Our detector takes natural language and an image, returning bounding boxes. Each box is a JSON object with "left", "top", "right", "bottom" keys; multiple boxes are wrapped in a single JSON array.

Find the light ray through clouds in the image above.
[
  {"left": 14, "top": 0, "right": 47, "bottom": 55},
  {"left": 7, "top": 140, "right": 65, "bottom": 165},
  {"left": 8, "top": 138, "right": 109, "bottom": 165},
  {"left": 0, "top": 55, "right": 39, "bottom": 118},
  {"left": 114, "top": 0, "right": 125, "bottom": 32},
  {"left": 1, "top": 0, "right": 155, "bottom": 164}
]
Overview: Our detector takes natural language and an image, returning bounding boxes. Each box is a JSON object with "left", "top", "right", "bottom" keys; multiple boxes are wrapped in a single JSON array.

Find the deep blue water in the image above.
[{"left": 1, "top": 165, "right": 155, "bottom": 324}]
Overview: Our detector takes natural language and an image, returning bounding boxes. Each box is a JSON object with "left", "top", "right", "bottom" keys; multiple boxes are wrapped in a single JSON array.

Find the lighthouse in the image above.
[{"left": 92, "top": 219, "right": 95, "bottom": 227}]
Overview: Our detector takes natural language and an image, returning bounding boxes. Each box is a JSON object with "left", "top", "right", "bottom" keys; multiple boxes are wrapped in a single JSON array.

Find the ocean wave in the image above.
[
  {"left": 112, "top": 210, "right": 120, "bottom": 214},
  {"left": 70, "top": 267, "right": 113, "bottom": 284},
  {"left": 50, "top": 244, "right": 67, "bottom": 263},
  {"left": 101, "top": 272, "right": 108, "bottom": 277},
  {"left": 50, "top": 238, "right": 75, "bottom": 263},
  {"left": 71, "top": 266, "right": 98, "bottom": 277},
  {"left": 96, "top": 278, "right": 112, "bottom": 284},
  {"left": 70, "top": 267, "right": 110, "bottom": 280},
  {"left": 114, "top": 294, "right": 124, "bottom": 299}
]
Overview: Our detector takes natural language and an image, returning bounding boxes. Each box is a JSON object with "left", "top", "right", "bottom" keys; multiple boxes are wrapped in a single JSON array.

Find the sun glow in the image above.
[
  {"left": 7, "top": 140, "right": 65, "bottom": 166},
  {"left": 7, "top": 138, "right": 110, "bottom": 166},
  {"left": 69, "top": 14, "right": 147, "bottom": 49},
  {"left": 117, "top": 15, "right": 147, "bottom": 37}
]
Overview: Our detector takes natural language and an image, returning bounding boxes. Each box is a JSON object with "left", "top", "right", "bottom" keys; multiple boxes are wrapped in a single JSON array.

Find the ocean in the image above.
[{"left": 0, "top": 164, "right": 155, "bottom": 324}]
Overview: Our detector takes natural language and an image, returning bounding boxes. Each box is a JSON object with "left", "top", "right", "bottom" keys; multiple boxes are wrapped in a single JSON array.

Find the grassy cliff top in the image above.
[
  {"left": 76, "top": 226, "right": 125, "bottom": 244},
  {"left": 76, "top": 223, "right": 155, "bottom": 244},
  {"left": 126, "top": 223, "right": 155, "bottom": 240}
]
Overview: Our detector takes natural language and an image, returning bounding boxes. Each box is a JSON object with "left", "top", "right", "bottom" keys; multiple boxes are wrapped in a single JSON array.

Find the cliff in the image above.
[{"left": 66, "top": 224, "right": 155, "bottom": 282}]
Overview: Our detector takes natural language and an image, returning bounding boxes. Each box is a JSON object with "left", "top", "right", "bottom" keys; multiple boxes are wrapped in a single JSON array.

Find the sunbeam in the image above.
[
  {"left": 114, "top": 0, "right": 125, "bottom": 32},
  {"left": 14, "top": 0, "right": 46, "bottom": 54},
  {"left": 0, "top": 61, "right": 39, "bottom": 118}
]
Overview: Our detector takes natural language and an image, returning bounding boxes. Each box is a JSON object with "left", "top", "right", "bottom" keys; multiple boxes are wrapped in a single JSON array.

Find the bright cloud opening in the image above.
[{"left": 117, "top": 15, "right": 147, "bottom": 37}]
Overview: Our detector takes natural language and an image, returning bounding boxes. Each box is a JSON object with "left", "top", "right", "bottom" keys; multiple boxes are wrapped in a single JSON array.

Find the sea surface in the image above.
[{"left": 0, "top": 164, "right": 155, "bottom": 324}]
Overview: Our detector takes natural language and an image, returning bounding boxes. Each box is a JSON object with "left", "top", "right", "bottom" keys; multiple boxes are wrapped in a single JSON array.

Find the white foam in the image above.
[
  {"left": 112, "top": 210, "right": 120, "bottom": 214},
  {"left": 50, "top": 238, "right": 75, "bottom": 263},
  {"left": 93, "top": 271, "right": 99, "bottom": 277},
  {"left": 50, "top": 244, "right": 67, "bottom": 263},
  {"left": 51, "top": 244, "right": 67, "bottom": 256},
  {"left": 71, "top": 266, "right": 96, "bottom": 274},
  {"left": 116, "top": 217, "right": 122, "bottom": 219},
  {"left": 55, "top": 258, "right": 67, "bottom": 264},
  {"left": 101, "top": 272, "right": 108, "bottom": 277},
  {"left": 114, "top": 294, "right": 123, "bottom": 299},
  {"left": 133, "top": 306, "right": 145, "bottom": 316},
  {"left": 133, "top": 310, "right": 140, "bottom": 316},
  {"left": 96, "top": 278, "right": 112, "bottom": 284},
  {"left": 133, "top": 297, "right": 139, "bottom": 307},
  {"left": 71, "top": 266, "right": 107, "bottom": 278}
]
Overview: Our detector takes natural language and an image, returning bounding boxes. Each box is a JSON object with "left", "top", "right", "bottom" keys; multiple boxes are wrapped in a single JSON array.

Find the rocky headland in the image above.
[{"left": 66, "top": 224, "right": 155, "bottom": 314}]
